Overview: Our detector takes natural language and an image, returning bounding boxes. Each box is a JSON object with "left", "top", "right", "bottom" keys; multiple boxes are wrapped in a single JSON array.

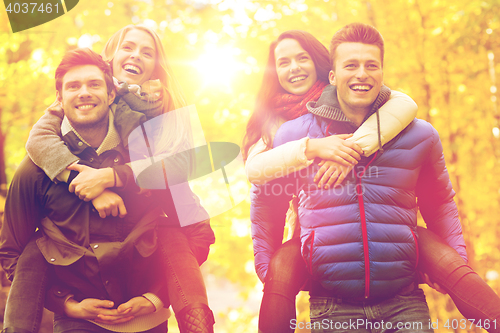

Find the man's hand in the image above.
[
  {"left": 314, "top": 160, "right": 354, "bottom": 189},
  {"left": 306, "top": 134, "right": 363, "bottom": 166},
  {"left": 96, "top": 296, "right": 156, "bottom": 324},
  {"left": 420, "top": 272, "right": 447, "bottom": 294},
  {"left": 68, "top": 164, "right": 114, "bottom": 201},
  {"left": 91, "top": 189, "right": 127, "bottom": 218},
  {"left": 64, "top": 297, "right": 133, "bottom": 324}
]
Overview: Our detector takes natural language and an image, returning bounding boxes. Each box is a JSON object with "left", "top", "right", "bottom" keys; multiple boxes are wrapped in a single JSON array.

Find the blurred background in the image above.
[{"left": 1, "top": 0, "right": 499, "bottom": 332}]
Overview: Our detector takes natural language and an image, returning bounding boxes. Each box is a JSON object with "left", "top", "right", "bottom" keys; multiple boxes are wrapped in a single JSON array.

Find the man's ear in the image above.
[
  {"left": 108, "top": 89, "right": 116, "bottom": 106},
  {"left": 329, "top": 70, "right": 336, "bottom": 85},
  {"left": 56, "top": 90, "right": 62, "bottom": 103}
]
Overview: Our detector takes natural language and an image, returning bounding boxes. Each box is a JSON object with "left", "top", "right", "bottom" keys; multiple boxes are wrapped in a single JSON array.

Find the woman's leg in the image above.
[
  {"left": 259, "top": 237, "right": 308, "bottom": 333},
  {"left": 417, "top": 226, "right": 500, "bottom": 332},
  {"left": 3, "top": 235, "right": 49, "bottom": 333},
  {"left": 157, "top": 227, "right": 214, "bottom": 333}
]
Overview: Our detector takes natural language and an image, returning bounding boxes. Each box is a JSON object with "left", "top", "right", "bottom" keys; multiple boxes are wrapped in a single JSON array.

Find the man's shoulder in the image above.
[
  {"left": 399, "top": 118, "right": 440, "bottom": 145},
  {"left": 379, "top": 118, "right": 443, "bottom": 166},
  {"left": 274, "top": 113, "right": 316, "bottom": 147}
]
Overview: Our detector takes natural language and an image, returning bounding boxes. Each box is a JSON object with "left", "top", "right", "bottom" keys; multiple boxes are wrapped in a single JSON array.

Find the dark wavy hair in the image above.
[
  {"left": 329, "top": 22, "right": 384, "bottom": 69},
  {"left": 242, "top": 30, "right": 330, "bottom": 160},
  {"left": 55, "top": 48, "right": 114, "bottom": 95}
]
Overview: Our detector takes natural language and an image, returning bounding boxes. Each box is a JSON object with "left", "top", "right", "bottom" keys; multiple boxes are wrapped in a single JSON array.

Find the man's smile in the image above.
[
  {"left": 76, "top": 104, "right": 97, "bottom": 110},
  {"left": 349, "top": 84, "right": 373, "bottom": 92}
]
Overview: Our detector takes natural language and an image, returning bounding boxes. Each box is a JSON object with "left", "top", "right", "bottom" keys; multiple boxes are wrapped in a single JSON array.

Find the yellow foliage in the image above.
[{"left": 1, "top": 0, "right": 499, "bottom": 331}]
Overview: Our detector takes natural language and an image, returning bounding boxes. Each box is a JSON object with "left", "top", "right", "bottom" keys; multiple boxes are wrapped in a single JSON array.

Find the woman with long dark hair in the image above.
[{"left": 244, "top": 30, "right": 500, "bottom": 333}]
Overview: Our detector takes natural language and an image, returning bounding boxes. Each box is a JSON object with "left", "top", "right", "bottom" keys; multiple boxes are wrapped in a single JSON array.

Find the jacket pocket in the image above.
[
  {"left": 310, "top": 297, "right": 337, "bottom": 320},
  {"left": 302, "top": 230, "right": 315, "bottom": 275}
]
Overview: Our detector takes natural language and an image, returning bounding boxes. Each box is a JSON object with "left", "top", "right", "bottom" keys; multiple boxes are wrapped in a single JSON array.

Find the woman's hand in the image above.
[
  {"left": 314, "top": 160, "right": 354, "bottom": 189},
  {"left": 91, "top": 189, "right": 127, "bottom": 218},
  {"left": 306, "top": 134, "right": 363, "bottom": 166},
  {"left": 419, "top": 272, "right": 447, "bottom": 294},
  {"left": 68, "top": 164, "right": 115, "bottom": 201}
]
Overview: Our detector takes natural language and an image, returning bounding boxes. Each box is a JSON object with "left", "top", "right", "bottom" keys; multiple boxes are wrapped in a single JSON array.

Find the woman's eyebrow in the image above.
[
  {"left": 276, "top": 55, "right": 290, "bottom": 62},
  {"left": 142, "top": 46, "right": 155, "bottom": 53}
]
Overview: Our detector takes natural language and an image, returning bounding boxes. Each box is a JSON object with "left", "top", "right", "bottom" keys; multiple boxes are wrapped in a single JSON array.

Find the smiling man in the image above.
[
  {"left": 251, "top": 23, "right": 467, "bottom": 332},
  {"left": 57, "top": 62, "right": 115, "bottom": 145}
]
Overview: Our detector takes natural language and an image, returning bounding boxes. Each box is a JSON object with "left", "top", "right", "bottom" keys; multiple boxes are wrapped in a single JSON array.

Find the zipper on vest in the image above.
[
  {"left": 306, "top": 230, "right": 316, "bottom": 275},
  {"left": 355, "top": 151, "right": 378, "bottom": 299},
  {"left": 410, "top": 229, "right": 419, "bottom": 269}
]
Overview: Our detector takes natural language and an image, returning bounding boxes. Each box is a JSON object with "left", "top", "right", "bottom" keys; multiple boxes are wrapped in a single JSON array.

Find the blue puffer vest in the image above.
[{"left": 252, "top": 85, "right": 466, "bottom": 300}]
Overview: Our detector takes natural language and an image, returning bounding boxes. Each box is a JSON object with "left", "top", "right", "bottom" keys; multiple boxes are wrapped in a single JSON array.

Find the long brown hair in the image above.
[{"left": 242, "top": 30, "right": 330, "bottom": 160}]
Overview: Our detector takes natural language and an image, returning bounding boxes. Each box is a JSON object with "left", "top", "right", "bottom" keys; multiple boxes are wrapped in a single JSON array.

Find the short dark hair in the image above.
[
  {"left": 55, "top": 48, "right": 114, "bottom": 94},
  {"left": 330, "top": 23, "right": 384, "bottom": 69}
]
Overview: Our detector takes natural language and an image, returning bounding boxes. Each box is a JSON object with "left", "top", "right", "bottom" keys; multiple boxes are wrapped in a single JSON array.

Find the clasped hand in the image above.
[
  {"left": 64, "top": 296, "right": 156, "bottom": 324},
  {"left": 308, "top": 134, "right": 363, "bottom": 189},
  {"left": 67, "top": 164, "right": 127, "bottom": 218},
  {"left": 68, "top": 164, "right": 113, "bottom": 201}
]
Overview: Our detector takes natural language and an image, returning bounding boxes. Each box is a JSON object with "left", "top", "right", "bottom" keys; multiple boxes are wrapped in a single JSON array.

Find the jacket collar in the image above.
[
  {"left": 61, "top": 105, "right": 121, "bottom": 156},
  {"left": 306, "top": 84, "right": 392, "bottom": 125}
]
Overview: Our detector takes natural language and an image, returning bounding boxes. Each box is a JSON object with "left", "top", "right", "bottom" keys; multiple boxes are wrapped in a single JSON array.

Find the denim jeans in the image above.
[
  {"left": 309, "top": 288, "right": 433, "bottom": 333},
  {"left": 261, "top": 227, "right": 500, "bottom": 333},
  {"left": 4, "top": 234, "right": 49, "bottom": 332},
  {"left": 157, "top": 225, "right": 210, "bottom": 313},
  {"left": 53, "top": 314, "right": 167, "bottom": 333}
]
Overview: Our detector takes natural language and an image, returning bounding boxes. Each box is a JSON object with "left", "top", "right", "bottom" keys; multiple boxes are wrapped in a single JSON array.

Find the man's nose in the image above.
[
  {"left": 355, "top": 66, "right": 368, "bottom": 79},
  {"left": 78, "top": 85, "right": 91, "bottom": 98}
]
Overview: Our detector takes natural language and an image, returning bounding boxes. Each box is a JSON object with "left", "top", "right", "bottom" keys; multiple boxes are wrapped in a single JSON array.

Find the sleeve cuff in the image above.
[
  {"left": 298, "top": 137, "right": 314, "bottom": 166},
  {"left": 55, "top": 169, "right": 71, "bottom": 183},
  {"left": 142, "top": 292, "right": 164, "bottom": 312}
]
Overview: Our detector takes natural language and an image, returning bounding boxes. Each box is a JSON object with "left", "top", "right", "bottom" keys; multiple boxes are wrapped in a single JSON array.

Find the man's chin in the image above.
[
  {"left": 69, "top": 117, "right": 106, "bottom": 129},
  {"left": 350, "top": 94, "right": 378, "bottom": 107}
]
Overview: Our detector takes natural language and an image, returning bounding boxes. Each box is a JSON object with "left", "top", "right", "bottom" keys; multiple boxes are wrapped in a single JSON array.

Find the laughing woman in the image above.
[{"left": 244, "top": 30, "right": 500, "bottom": 333}]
